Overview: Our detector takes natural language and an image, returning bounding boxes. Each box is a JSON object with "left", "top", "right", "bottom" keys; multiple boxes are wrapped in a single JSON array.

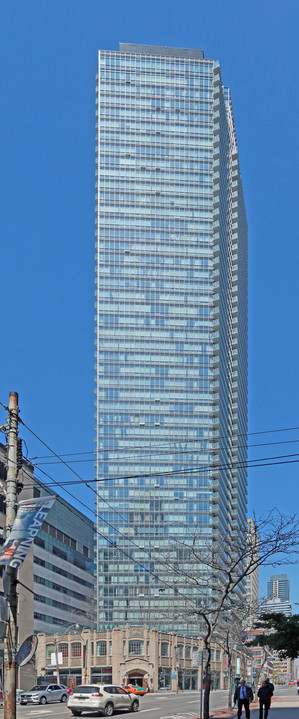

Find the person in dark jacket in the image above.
[
  {"left": 234, "top": 680, "right": 254, "bottom": 719},
  {"left": 257, "top": 679, "right": 274, "bottom": 719}
]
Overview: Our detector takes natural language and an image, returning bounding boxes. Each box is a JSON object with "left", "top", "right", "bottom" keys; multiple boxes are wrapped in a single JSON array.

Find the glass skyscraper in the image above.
[{"left": 95, "top": 44, "right": 248, "bottom": 631}]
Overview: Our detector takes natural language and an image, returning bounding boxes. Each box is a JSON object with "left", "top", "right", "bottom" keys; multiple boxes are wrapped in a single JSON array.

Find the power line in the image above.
[
  {"left": 22, "top": 449, "right": 299, "bottom": 490},
  {"left": 20, "top": 419, "right": 299, "bottom": 592},
  {"left": 31, "top": 437, "right": 299, "bottom": 466},
  {"left": 29, "top": 423, "right": 299, "bottom": 461},
  {"left": 32, "top": 468, "right": 196, "bottom": 610}
]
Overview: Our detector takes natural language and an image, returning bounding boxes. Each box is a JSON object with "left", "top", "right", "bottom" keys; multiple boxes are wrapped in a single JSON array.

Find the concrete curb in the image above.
[{"left": 192, "top": 699, "right": 259, "bottom": 718}]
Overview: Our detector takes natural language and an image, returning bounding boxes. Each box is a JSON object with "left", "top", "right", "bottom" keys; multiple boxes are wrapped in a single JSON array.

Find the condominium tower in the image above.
[
  {"left": 95, "top": 44, "right": 248, "bottom": 631},
  {"left": 267, "top": 574, "right": 290, "bottom": 602}
]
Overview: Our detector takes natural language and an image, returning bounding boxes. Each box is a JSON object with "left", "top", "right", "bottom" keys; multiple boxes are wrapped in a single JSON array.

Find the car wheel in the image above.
[
  {"left": 104, "top": 702, "right": 114, "bottom": 716},
  {"left": 130, "top": 700, "right": 139, "bottom": 712},
  {"left": 39, "top": 696, "right": 47, "bottom": 705},
  {"left": 61, "top": 694, "right": 67, "bottom": 702},
  {"left": 71, "top": 712, "right": 82, "bottom": 717}
]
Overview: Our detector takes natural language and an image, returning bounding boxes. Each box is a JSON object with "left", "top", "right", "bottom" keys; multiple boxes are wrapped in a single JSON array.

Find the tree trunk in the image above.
[
  {"left": 227, "top": 657, "right": 233, "bottom": 710},
  {"left": 203, "top": 661, "right": 211, "bottom": 719}
]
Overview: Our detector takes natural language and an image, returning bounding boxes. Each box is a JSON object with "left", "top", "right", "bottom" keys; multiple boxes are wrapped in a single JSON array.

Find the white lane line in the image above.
[
  {"left": 29, "top": 711, "right": 53, "bottom": 715},
  {"left": 139, "top": 708, "right": 161, "bottom": 713},
  {"left": 187, "top": 700, "right": 200, "bottom": 703}
]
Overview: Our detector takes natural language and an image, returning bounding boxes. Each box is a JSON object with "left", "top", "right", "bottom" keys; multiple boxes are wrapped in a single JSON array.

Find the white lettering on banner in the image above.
[{"left": 6, "top": 497, "right": 56, "bottom": 568}]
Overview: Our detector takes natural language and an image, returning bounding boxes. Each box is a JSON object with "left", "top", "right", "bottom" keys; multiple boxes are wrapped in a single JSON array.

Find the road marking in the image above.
[
  {"left": 139, "top": 708, "right": 161, "bottom": 713},
  {"left": 29, "top": 711, "right": 53, "bottom": 715}
]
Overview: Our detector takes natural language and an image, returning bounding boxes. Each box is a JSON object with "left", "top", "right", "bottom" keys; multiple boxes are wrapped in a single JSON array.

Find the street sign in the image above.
[
  {"left": 192, "top": 651, "right": 201, "bottom": 667},
  {"left": 203, "top": 649, "right": 208, "bottom": 660},
  {"left": 171, "top": 671, "right": 176, "bottom": 680}
]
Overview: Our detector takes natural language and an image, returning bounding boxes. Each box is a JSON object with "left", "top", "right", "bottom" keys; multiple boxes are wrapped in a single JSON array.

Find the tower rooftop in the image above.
[{"left": 119, "top": 43, "right": 205, "bottom": 59}]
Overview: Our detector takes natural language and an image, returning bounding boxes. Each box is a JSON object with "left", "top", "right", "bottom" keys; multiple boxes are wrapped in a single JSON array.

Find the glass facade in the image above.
[{"left": 95, "top": 44, "right": 248, "bottom": 631}]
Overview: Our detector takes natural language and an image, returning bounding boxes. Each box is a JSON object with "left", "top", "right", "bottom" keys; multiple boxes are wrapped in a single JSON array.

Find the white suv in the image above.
[{"left": 68, "top": 684, "right": 139, "bottom": 716}]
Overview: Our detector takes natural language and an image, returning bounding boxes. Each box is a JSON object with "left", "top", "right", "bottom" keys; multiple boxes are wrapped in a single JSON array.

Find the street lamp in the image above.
[{"left": 54, "top": 623, "right": 82, "bottom": 684}]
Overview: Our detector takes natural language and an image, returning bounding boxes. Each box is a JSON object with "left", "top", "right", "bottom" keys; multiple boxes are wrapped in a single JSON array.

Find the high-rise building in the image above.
[
  {"left": 95, "top": 43, "right": 248, "bottom": 631},
  {"left": 267, "top": 573, "right": 290, "bottom": 602}
]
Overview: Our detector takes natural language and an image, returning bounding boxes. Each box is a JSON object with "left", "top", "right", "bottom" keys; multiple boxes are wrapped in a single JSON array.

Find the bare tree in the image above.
[
  {"left": 163, "top": 510, "right": 299, "bottom": 719},
  {"left": 213, "top": 604, "right": 255, "bottom": 710}
]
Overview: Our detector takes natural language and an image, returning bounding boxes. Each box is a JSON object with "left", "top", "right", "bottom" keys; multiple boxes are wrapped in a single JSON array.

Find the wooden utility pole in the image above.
[{"left": 4, "top": 392, "right": 19, "bottom": 719}]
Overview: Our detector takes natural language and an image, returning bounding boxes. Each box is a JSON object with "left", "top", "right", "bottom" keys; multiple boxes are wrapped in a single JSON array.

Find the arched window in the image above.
[
  {"left": 46, "top": 644, "right": 55, "bottom": 660},
  {"left": 71, "top": 642, "right": 81, "bottom": 657},
  {"left": 96, "top": 641, "right": 107, "bottom": 656}
]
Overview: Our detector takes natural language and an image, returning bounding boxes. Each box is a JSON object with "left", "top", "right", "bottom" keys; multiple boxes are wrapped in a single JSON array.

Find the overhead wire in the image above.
[
  {"left": 32, "top": 467, "right": 196, "bottom": 610},
  {"left": 17, "top": 414, "right": 299, "bottom": 591},
  {"left": 20, "top": 449, "right": 299, "bottom": 490},
  {"left": 2, "top": 403, "right": 299, "bottom": 617},
  {"left": 29, "top": 423, "right": 299, "bottom": 461}
]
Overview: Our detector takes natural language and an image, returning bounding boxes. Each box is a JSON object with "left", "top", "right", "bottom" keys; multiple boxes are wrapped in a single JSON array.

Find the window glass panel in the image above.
[
  {"left": 129, "top": 640, "right": 144, "bottom": 655},
  {"left": 96, "top": 641, "right": 107, "bottom": 656},
  {"left": 71, "top": 642, "right": 82, "bottom": 657},
  {"left": 46, "top": 644, "right": 55, "bottom": 660},
  {"left": 58, "top": 643, "right": 68, "bottom": 658}
]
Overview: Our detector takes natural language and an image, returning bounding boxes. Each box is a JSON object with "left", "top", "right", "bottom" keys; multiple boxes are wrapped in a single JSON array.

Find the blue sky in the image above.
[{"left": 0, "top": 0, "right": 298, "bottom": 605}]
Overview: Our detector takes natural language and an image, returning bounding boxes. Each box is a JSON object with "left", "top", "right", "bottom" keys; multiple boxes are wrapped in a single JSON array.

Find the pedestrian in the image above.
[
  {"left": 234, "top": 680, "right": 254, "bottom": 719},
  {"left": 265, "top": 677, "right": 274, "bottom": 695},
  {"left": 257, "top": 679, "right": 274, "bottom": 719}
]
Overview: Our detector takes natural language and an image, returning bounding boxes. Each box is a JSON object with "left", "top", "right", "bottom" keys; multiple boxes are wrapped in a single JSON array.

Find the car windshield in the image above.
[
  {"left": 29, "top": 686, "right": 47, "bottom": 692},
  {"left": 73, "top": 686, "right": 100, "bottom": 694}
]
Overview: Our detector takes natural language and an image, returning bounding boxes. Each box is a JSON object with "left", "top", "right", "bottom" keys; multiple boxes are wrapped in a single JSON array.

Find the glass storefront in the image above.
[
  {"left": 91, "top": 667, "right": 112, "bottom": 683},
  {"left": 178, "top": 669, "right": 198, "bottom": 690},
  {"left": 158, "top": 667, "right": 171, "bottom": 690}
]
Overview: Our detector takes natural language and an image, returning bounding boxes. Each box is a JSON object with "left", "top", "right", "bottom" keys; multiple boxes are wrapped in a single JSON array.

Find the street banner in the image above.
[{"left": 0, "top": 496, "right": 56, "bottom": 568}]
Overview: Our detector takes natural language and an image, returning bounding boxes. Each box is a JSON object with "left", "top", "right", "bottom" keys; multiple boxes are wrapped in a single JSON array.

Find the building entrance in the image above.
[{"left": 127, "top": 671, "right": 145, "bottom": 687}]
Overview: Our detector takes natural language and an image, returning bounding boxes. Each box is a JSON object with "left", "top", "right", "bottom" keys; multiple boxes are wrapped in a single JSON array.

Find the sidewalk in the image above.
[
  {"left": 209, "top": 699, "right": 259, "bottom": 717},
  {"left": 204, "top": 692, "right": 299, "bottom": 718}
]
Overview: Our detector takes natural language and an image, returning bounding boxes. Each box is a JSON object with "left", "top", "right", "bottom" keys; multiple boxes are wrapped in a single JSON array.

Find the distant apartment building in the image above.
[
  {"left": 263, "top": 596, "right": 292, "bottom": 617},
  {"left": 267, "top": 573, "right": 290, "bottom": 602},
  {"left": 246, "top": 519, "right": 259, "bottom": 621},
  {"left": 271, "top": 654, "right": 297, "bottom": 684}
]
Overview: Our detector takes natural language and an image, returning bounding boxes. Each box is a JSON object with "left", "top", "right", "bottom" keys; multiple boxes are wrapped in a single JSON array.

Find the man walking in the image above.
[
  {"left": 234, "top": 680, "right": 253, "bottom": 719},
  {"left": 258, "top": 679, "right": 274, "bottom": 719}
]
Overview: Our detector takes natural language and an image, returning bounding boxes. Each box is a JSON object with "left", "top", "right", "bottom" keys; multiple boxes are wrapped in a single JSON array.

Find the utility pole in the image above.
[{"left": 4, "top": 392, "right": 19, "bottom": 719}]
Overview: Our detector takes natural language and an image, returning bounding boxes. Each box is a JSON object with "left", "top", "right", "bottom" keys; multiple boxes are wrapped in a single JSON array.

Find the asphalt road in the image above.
[
  {"left": 0, "top": 685, "right": 297, "bottom": 719},
  {"left": 0, "top": 690, "right": 226, "bottom": 719}
]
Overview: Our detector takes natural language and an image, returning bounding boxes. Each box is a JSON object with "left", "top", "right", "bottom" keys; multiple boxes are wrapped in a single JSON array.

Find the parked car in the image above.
[
  {"left": 124, "top": 684, "right": 148, "bottom": 696},
  {"left": 20, "top": 683, "right": 68, "bottom": 705},
  {"left": 67, "top": 684, "right": 139, "bottom": 716}
]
